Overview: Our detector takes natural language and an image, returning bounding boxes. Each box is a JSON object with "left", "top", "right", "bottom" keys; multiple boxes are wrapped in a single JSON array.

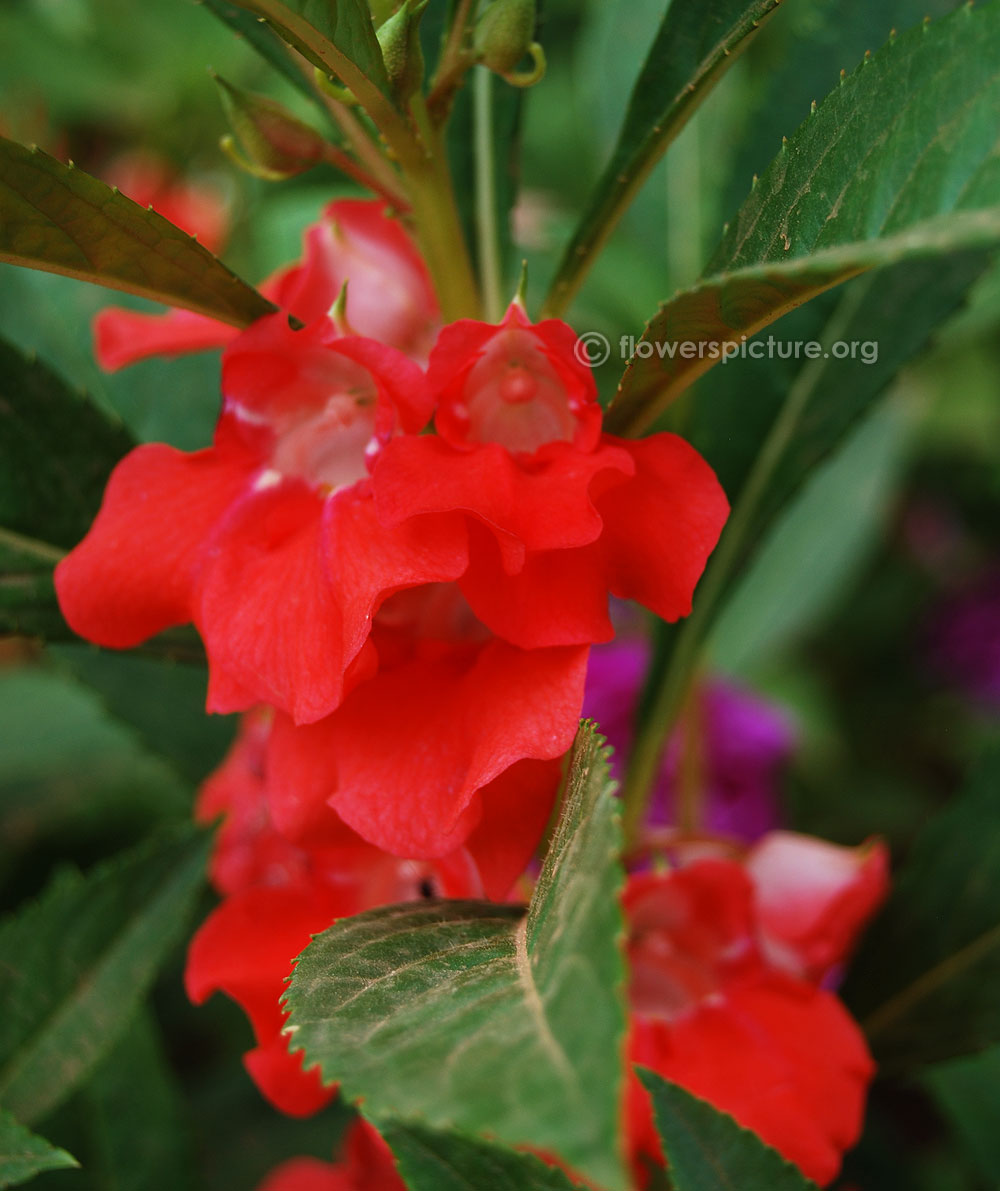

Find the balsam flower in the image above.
[
  {"left": 56, "top": 312, "right": 468, "bottom": 725},
  {"left": 373, "top": 303, "right": 730, "bottom": 649},
  {"left": 94, "top": 199, "right": 440, "bottom": 370},
  {"left": 626, "top": 833, "right": 889, "bottom": 1186}
]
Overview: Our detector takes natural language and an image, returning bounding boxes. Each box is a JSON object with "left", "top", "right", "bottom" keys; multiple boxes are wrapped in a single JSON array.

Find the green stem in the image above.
[
  {"left": 427, "top": 0, "right": 477, "bottom": 122},
  {"left": 406, "top": 95, "right": 482, "bottom": 319},
  {"left": 0, "top": 527, "right": 66, "bottom": 565},
  {"left": 621, "top": 280, "right": 873, "bottom": 842},
  {"left": 473, "top": 66, "right": 504, "bottom": 320}
]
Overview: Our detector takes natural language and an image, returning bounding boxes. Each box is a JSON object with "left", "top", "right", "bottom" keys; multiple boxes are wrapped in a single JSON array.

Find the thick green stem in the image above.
[
  {"left": 473, "top": 66, "right": 504, "bottom": 320},
  {"left": 405, "top": 96, "right": 482, "bottom": 319}
]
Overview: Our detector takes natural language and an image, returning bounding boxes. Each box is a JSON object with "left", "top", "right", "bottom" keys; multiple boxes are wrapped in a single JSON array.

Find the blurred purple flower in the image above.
[
  {"left": 582, "top": 639, "right": 796, "bottom": 842},
  {"left": 927, "top": 570, "right": 1000, "bottom": 711}
]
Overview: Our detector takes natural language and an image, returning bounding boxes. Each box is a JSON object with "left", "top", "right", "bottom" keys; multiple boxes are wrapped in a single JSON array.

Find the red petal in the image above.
[
  {"left": 598, "top": 434, "right": 729, "bottom": 622},
  {"left": 326, "top": 641, "right": 588, "bottom": 856},
  {"left": 373, "top": 436, "right": 632, "bottom": 562},
  {"left": 629, "top": 975, "right": 873, "bottom": 1186},
  {"left": 55, "top": 441, "right": 258, "bottom": 648},
  {"left": 244, "top": 1038, "right": 335, "bottom": 1118},
  {"left": 197, "top": 481, "right": 346, "bottom": 723},
  {"left": 93, "top": 307, "right": 237, "bottom": 371},
  {"left": 464, "top": 758, "right": 563, "bottom": 900}
]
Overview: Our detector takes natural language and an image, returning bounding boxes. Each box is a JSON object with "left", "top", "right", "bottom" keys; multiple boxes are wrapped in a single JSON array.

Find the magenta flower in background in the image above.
[
  {"left": 927, "top": 570, "right": 1000, "bottom": 711},
  {"left": 582, "top": 639, "right": 797, "bottom": 842}
]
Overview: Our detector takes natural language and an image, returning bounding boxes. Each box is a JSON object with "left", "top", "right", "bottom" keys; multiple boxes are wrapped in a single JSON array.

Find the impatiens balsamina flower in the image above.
[
  {"left": 56, "top": 311, "right": 469, "bottom": 725},
  {"left": 626, "top": 832, "right": 889, "bottom": 1186},
  {"left": 373, "top": 303, "right": 730, "bottom": 648},
  {"left": 186, "top": 710, "right": 556, "bottom": 1114},
  {"left": 93, "top": 199, "right": 441, "bottom": 370},
  {"left": 255, "top": 1118, "right": 404, "bottom": 1191}
]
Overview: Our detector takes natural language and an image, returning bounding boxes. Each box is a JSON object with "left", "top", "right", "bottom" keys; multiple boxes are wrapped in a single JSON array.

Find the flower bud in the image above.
[
  {"left": 474, "top": 0, "right": 545, "bottom": 86},
  {"left": 376, "top": 0, "right": 428, "bottom": 102},
  {"left": 213, "top": 73, "right": 328, "bottom": 180}
]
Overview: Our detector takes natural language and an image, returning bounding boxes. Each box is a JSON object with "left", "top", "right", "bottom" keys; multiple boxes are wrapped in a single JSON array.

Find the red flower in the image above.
[
  {"left": 186, "top": 707, "right": 556, "bottom": 1113},
  {"left": 256, "top": 1119, "right": 404, "bottom": 1191},
  {"left": 94, "top": 200, "right": 440, "bottom": 370},
  {"left": 625, "top": 835, "right": 888, "bottom": 1187},
  {"left": 266, "top": 584, "right": 585, "bottom": 858},
  {"left": 373, "top": 304, "right": 730, "bottom": 648},
  {"left": 56, "top": 313, "right": 468, "bottom": 725}
]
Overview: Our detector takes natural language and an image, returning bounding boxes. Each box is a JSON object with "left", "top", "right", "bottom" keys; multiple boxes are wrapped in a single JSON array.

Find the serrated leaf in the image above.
[
  {"left": 0, "top": 136, "right": 274, "bottom": 326},
  {"left": 637, "top": 1070, "right": 817, "bottom": 1191},
  {"left": 609, "top": 3, "right": 1000, "bottom": 434},
  {"left": 545, "top": 0, "right": 785, "bottom": 315},
  {"left": 383, "top": 1122, "right": 583, "bottom": 1191},
  {"left": 200, "top": 0, "right": 331, "bottom": 111},
  {"left": 0, "top": 1109, "right": 77, "bottom": 1189},
  {"left": 843, "top": 747, "right": 1000, "bottom": 1071},
  {"left": 0, "top": 827, "right": 209, "bottom": 1126},
  {"left": 284, "top": 724, "right": 627, "bottom": 1190},
  {"left": 225, "top": 0, "right": 393, "bottom": 108}
]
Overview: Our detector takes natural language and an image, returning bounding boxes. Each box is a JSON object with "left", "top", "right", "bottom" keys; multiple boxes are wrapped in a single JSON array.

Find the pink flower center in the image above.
[{"left": 459, "top": 327, "right": 578, "bottom": 453}]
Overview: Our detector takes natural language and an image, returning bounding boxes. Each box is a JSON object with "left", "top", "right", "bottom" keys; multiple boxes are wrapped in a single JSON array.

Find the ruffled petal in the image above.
[
  {"left": 598, "top": 434, "right": 729, "bottom": 622},
  {"left": 196, "top": 480, "right": 346, "bottom": 723},
  {"left": 373, "top": 436, "right": 632, "bottom": 564},
  {"left": 93, "top": 307, "right": 238, "bottom": 371},
  {"left": 55, "top": 441, "right": 259, "bottom": 648},
  {"left": 244, "top": 1037, "right": 335, "bottom": 1118},
  {"left": 273, "top": 642, "right": 588, "bottom": 857}
]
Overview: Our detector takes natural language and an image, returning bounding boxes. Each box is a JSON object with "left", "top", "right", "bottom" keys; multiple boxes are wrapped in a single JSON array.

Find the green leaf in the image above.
[
  {"left": 75, "top": 1012, "right": 196, "bottom": 1191},
  {"left": 843, "top": 747, "right": 1000, "bottom": 1071},
  {"left": 0, "top": 827, "right": 209, "bottom": 1126},
  {"left": 609, "top": 3, "right": 1000, "bottom": 435},
  {"left": 637, "top": 1070, "right": 817, "bottom": 1191},
  {"left": 199, "top": 0, "right": 331, "bottom": 110},
  {"left": 285, "top": 724, "right": 627, "bottom": 1190},
  {"left": 924, "top": 1046, "right": 1000, "bottom": 1186},
  {"left": 544, "top": 0, "right": 786, "bottom": 316},
  {"left": 225, "top": 0, "right": 393, "bottom": 107},
  {"left": 0, "top": 1110, "right": 77, "bottom": 1190},
  {"left": 0, "top": 136, "right": 275, "bottom": 326},
  {"left": 0, "top": 336, "right": 129, "bottom": 643},
  {"left": 383, "top": 1122, "right": 583, "bottom": 1191},
  {"left": 0, "top": 338, "right": 134, "bottom": 550}
]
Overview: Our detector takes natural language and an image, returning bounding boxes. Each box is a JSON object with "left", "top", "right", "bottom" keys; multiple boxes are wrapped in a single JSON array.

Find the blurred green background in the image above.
[{"left": 2, "top": 0, "right": 1000, "bottom": 1187}]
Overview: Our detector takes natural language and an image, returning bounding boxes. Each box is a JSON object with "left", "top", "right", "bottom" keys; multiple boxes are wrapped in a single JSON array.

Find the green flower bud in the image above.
[
  {"left": 474, "top": 0, "right": 545, "bottom": 85},
  {"left": 213, "top": 73, "right": 328, "bottom": 180},
  {"left": 376, "top": 0, "right": 428, "bottom": 102}
]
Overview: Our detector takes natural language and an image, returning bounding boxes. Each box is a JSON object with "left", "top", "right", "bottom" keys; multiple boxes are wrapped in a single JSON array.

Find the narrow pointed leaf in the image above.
[
  {"left": 545, "top": 0, "right": 786, "bottom": 316},
  {"left": 0, "top": 136, "right": 275, "bottom": 326},
  {"left": 609, "top": 2, "right": 1000, "bottom": 434},
  {"left": 225, "top": 0, "right": 394, "bottom": 109},
  {"left": 843, "top": 747, "right": 1000, "bottom": 1071},
  {"left": 0, "top": 336, "right": 131, "bottom": 641},
  {"left": 383, "top": 1123, "right": 583, "bottom": 1191},
  {"left": 0, "top": 827, "right": 209, "bottom": 1125},
  {"left": 637, "top": 1071, "right": 817, "bottom": 1191},
  {"left": 0, "top": 1110, "right": 77, "bottom": 1189},
  {"left": 284, "top": 724, "right": 627, "bottom": 1190}
]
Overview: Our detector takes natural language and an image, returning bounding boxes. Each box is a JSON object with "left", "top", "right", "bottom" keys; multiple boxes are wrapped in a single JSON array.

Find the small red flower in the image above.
[
  {"left": 94, "top": 199, "right": 441, "bottom": 370},
  {"left": 625, "top": 835, "right": 888, "bottom": 1187},
  {"left": 256, "top": 1119, "right": 404, "bottom": 1191},
  {"left": 56, "top": 313, "right": 468, "bottom": 724},
  {"left": 373, "top": 303, "right": 730, "bottom": 648}
]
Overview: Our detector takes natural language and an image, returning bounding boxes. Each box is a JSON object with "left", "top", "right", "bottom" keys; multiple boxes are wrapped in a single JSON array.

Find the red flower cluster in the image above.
[
  {"left": 626, "top": 832, "right": 889, "bottom": 1186},
  {"left": 55, "top": 196, "right": 884, "bottom": 1184},
  {"left": 57, "top": 199, "right": 728, "bottom": 862}
]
